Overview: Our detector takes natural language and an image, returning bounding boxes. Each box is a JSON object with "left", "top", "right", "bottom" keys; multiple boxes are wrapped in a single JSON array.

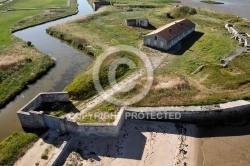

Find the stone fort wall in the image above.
[{"left": 17, "top": 92, "right": 250, "bottom": 137}]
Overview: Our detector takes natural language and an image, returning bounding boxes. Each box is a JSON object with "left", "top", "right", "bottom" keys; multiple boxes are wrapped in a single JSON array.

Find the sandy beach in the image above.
[{"left": 62, "top": 120, "right": 203, "bottom": 166}]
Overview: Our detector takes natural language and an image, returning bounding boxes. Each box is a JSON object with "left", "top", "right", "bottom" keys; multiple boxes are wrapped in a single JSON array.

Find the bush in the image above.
[
  {"left": 171, "top": 6, "right": 197, "bottom": 18},
  {"left": 27, "top": 41, "right": 32, "bottom": 46},
  {"left": 41, "top": 149, "right": 49, "bottom": 160}
]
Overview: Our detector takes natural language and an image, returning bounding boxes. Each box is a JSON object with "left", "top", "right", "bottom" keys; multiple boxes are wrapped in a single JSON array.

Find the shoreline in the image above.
[{"left": 0, "top": 0, "right": 80, "bottom": 108}]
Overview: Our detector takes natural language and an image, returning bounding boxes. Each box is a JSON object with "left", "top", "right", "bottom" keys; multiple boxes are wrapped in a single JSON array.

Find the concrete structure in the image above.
[
  {"left": 17, "top": 92, "right": 250, "bottom": 136},
  {"left": 125, "top": 100, "right": 250, "bottom": 124},
  {"left": 93, "top": 1, "right": 111, "bottom": 11},
  {"left": 225, "top": 23, "right": 249, "bottom": 46},
  {"left": 125, "top": 18, "right": 149, "bottom": 27},
  {"left": 17, "top": 92, "right": 125, "bottom": 136},
  {"left": 245, "top": 37, "right": 250, "bottom": 48},
  {"left": 144, "top": 19, "right": 195, "bottom": 51}
]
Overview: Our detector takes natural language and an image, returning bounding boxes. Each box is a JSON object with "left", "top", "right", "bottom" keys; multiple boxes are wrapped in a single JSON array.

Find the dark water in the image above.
[{"left": 0, "top": 0, "right": 94, "bottom": 142}]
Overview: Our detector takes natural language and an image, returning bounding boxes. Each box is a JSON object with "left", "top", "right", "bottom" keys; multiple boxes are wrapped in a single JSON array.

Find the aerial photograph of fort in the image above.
[{"left": 0, "top": 0, "right": 250, "bottom": 165}]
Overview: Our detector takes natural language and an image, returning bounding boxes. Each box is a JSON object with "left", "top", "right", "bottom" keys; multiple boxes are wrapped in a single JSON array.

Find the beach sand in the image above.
[{"left": 64, "top": 120, "right": 200, "bottom": 166}]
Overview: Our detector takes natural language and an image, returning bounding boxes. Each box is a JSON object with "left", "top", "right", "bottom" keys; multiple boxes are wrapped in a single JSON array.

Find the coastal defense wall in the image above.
[
  {"left": 17, "top": 92, "right": 126, "bottom": 136},
  {"left": 17, "top": 93, "right": 250, "bottom": 136},
  {"left": 125, "top": 100, "right": 250, "bottom": 123},
  {"left": 75, "top": 108, "right": 126, "bottom": 136},
  {"left": 17, "top": 92, "right": 70, "bottom": 129}
]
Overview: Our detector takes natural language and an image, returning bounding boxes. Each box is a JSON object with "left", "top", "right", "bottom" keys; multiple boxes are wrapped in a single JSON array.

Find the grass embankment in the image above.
[
  {"left": 0, "top": 39, "right": 55, "bottom": 108},
  {"left": 65, "top": 51, "right": 141, "bottom": 100},
  {"left": 50, "top": 5, "right": 250, "bottom": 111},
  {"left": 0, "top": 132, "right": 39, "bottom": 166},
  {"left": 0, "top": 0, "right": 78, "bottom": 107},
  {"left": 201, "top": 0, "right": 224, "bottom": 4}
]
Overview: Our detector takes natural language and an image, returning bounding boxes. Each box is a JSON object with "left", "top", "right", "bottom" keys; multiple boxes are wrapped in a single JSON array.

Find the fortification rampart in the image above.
[
  {"left": 17, "top": 92, "right": 250, "bottom": 136},
  {"left": 125, "top": 100, "right": 250, "bottom": 123}
]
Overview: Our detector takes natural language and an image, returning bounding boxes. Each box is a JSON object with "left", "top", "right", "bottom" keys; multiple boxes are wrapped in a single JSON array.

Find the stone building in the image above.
[
  {"left": 245, "top": 38, "right": 250, "bottom": 48},
  {"left": 144, "top": 18, "right": 195, "bottom": 51},
  {"left": 93, "top": 1, "right": 112, "bottom": 11},
  {"left": 125, "top": 18, "right": 149, "bottom": 27}
]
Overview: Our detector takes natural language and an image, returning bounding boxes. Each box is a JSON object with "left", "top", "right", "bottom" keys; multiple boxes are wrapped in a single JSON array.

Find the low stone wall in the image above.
[
  {"left": 76, "top": 108, "right": 126, "bottom": 136},
  {"left": 17, "top": 92, "right": 69, "bottom": 128},
  {"left": 17, "top": 92, "right": 250, "bottom": 136},
  {"left": 125, "top": 100, "right": 250, "bottom": 123}
]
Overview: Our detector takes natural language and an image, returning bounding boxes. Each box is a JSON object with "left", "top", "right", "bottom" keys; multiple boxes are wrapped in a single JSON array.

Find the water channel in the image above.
[{"left": 0, "top": 0, "right": 94, "bottom": 141}]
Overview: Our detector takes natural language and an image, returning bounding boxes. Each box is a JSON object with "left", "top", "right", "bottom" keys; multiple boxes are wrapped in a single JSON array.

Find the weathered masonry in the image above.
[
  {"left": 144, "top": 18, "right": 195, "bottom": 51},
  {"left": 125, "top": 18, "right": 149, "bottom": 27},
  {"left": 17, "top": 92, "right": 125, "bottom": 136},
  {"left": 225, "top": 23, "right": 250, "bottom": 47},
  {"left": 17, "top": 92, "right": 250, "bottom": 137},
  {"left": 92, "top": 1, "right": 112, "bottom": 11}
]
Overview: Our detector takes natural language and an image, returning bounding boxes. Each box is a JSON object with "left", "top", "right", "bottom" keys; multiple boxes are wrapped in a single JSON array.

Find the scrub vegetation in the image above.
[
  {"left": 50, "top": 4, "right": 250, "bottom": 108},
  {"left": 77, "top": 102, "right": 119, "bottom": 123},
  {"left": 0, "top": 132, "right": 39, "bottom": 166}
]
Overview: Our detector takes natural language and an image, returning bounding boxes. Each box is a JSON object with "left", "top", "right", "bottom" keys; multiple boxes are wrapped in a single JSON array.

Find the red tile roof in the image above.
[{"left": 145, "top": 19, "right": 195, "bottom": 42}]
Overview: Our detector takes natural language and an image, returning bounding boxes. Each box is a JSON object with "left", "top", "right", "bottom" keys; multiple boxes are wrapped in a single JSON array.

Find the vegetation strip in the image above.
[
  {"left": 0, "top": 132, "right": 39, "bottom": 166},
  {"left": 200, "top": 0, "right": 224, "bottom": 4}
]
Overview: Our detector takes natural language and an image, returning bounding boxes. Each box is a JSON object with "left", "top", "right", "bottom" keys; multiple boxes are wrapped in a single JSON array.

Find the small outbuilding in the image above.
[
  {"left": 245, "top": 38, "right": 250, "bottom": 48},
  {"left": 125, "top": 18, "right": 149, "bottom": 27},
  {"left": 93, "top": 1, "right": 112, "bottom": 11},
  {"left": 144, "top": 18, "right": 195, "bottom": 51}
]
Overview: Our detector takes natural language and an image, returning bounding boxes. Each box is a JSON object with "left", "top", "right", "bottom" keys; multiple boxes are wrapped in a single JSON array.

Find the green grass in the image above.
[
  {"left": 0, "top": 10, "right": 41, "bottom": 47},
  {"left": 0, "top": 0, "right": 77, "bottom": 49},
  {"left": 0, "top": 47, "right": 55, "bottom": 108},
  {"left": 0, "top": 0, "right": 77, "bottom": 107},
  {"left": 65, "top": 51, "right": 141, "bottom": 100},
  {"left": 0, "top": 132, "right": 39, "bottom": 166},
  {"left": 110, "top": 0, "right": 173, "bottom": 6},
  {"left": 77, "top": 102, "right": 119, "bottom": 123},
  {"left": 197, "top": 53, "right": 250, "bottom": 90},
  {"left": 8, "top": 0, "right": 67, "bottom": 8},
  {"left": 50, "top": 5, "right": 250, "bottom": 107},
  {"left": 201, "top": 0, "right": 224, "bottom": 4}
]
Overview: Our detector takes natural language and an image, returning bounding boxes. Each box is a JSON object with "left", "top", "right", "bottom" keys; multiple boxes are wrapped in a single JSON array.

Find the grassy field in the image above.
[
  {"left": 7, "top": 0, "right": 67, "bottom": 8},
  {"left": 78, "top": 102, "right": 119, "bottom": 123},
  {"left": 0, "top": 0, "right": 78, "bottom": 108},
  {"left": 0, "top": 132, "right": 39, "bottom": 166},
  {"left": 0, "top": 0, "right": 77, "bottom": 48},
  {"left": 49, "top": 4, "right": 250, "bottom": 112}
]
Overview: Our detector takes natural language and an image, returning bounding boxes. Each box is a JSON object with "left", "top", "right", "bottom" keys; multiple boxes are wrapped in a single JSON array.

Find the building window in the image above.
[{"left": 154, "top": 36, "right": 157, "bottom": 40}]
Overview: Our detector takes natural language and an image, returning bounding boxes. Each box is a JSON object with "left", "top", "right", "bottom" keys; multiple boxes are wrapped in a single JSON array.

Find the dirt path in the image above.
[{"left": 66, "top": 48, "right": 169, "bottom": 120}]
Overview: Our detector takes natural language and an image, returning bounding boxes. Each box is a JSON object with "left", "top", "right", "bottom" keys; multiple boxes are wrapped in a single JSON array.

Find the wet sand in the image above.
[
  {"left": 196, "top": 122, "right": 250, "bottom": 166},
  {"left": 176, "top": 1, "right": 250, "bottom": 165}
]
